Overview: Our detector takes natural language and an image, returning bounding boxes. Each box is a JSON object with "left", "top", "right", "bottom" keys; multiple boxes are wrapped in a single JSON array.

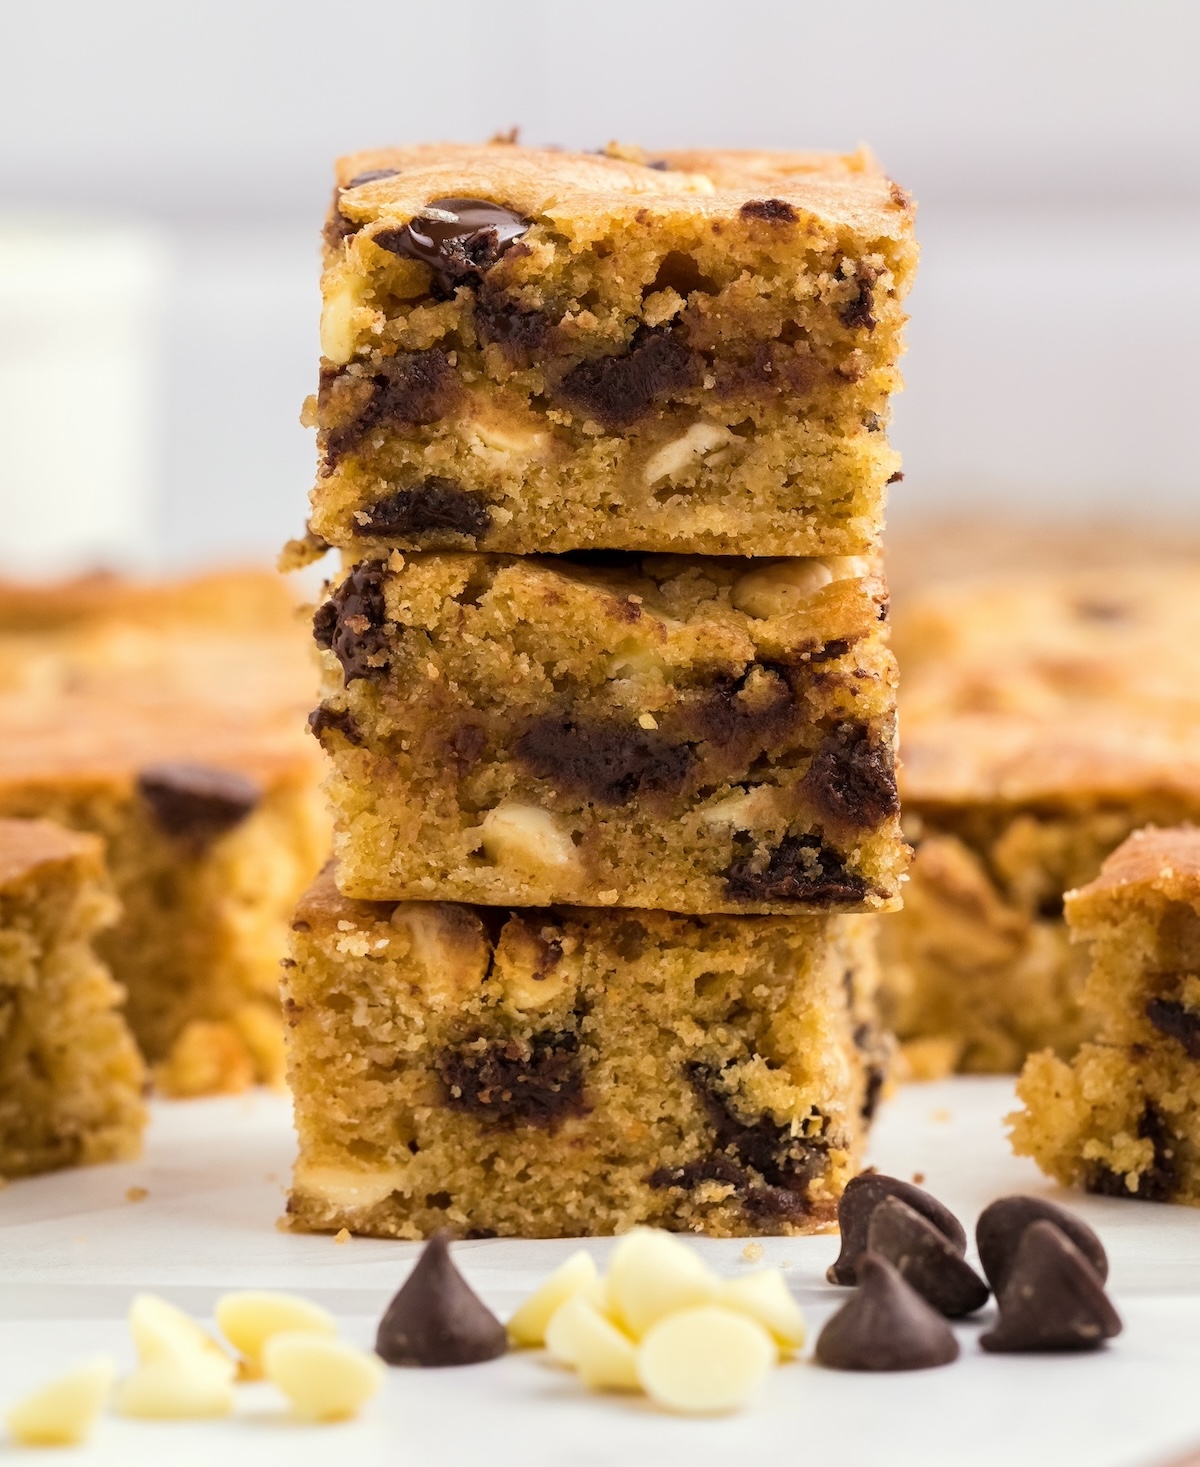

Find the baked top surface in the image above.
[
  {"left": 0, "top": 816, "right": 98, "bottom": 888},
  {"left": 333, "top": 142, "right": 913, "bottom": 242},
  {"left": 1072, "top": 824, "right": 1200, "bottom": 903}
]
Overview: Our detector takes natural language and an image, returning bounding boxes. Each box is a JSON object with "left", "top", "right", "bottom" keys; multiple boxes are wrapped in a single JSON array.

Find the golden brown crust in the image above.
[
  {"left": 1068, "top": 824, "right": 1200, "bottom": 908},
  {"left": 0, "top": 817, "right": 100, "bottom": 889}
]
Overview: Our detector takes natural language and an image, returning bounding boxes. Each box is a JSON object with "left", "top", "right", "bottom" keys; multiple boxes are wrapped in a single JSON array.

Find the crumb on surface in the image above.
[
  {"left": 929, "top": 1108, "right": 952, "bottom": 1124},
  {"left": 741, "top": 1241, "right": 765, "bottom": 1263},
  {"left": 911, "top": 1172, "right": 925, "bottom": 1185},
  {"left": 334, "top": 1227, "right": 351, "bottom": 1245},
  {"left": 125, "top": 1186, "right": 149, "bottom": 1203}
]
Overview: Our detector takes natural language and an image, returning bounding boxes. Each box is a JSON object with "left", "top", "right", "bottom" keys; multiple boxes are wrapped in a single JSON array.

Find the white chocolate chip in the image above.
[
  {"left": 390, "top": 903, "right": 489, "bottom": 1003},
  {"left": 115, "top": 1354, "right": 235, "bottom": 1420},
  {"left": 508, "top": 1250, "right": 599, "bottom": 1347},
  {"left": 479, "top": 804, "right": 580, "bottom": 876},
  {"left": 643, "top": 423, "right": 733, "bottom": 486},
  {"left": 719, "top": 1271, "right": 807, "bottom": 1356},
  {"left": 262, "top": 1333, "right": 384, "bottom": 1423},
  {"left": 637, "top": 712, "right": 658, "bottom": 730},
  {"left": 545, "top": 1297, "right": 640, "bottom": 1392},
  {"left": 699, "top": 785, "right": 778, "bottom": 830},
  {"left": 607, "top": 1229, "right": 720, "bottom": 1339},
  {"left": 127, "top": 1294, "right": 233, "bottom": 1375},
  {"left": 5, "top": 1357, "right": 115, "bottom": 1446},
  {"left": 468, "top": 419, "right": 549, "bottom": 461},
  {"left": 291, "top": 1161, "right": 409, "bottom": 1210},
  {"left": 636, "top": 1305, "right": 774, "bottom": 1414},
  {"left": 215, "top": 1291, "right": 337, "bottom": 1376},
  {"left": 731, "top": 559, "right": 834, "bottom": 619},
  {"left": 822, "top": 555, "right": 871, "bottom": 580},
  {"left": 319, "top": 277, "right": 363, "bottom": 365}
]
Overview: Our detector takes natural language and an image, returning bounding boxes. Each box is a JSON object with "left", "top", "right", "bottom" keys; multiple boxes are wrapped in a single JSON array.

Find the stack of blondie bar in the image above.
[{"left": 284, "top": 139, "right": 918, "bottom": 1237}]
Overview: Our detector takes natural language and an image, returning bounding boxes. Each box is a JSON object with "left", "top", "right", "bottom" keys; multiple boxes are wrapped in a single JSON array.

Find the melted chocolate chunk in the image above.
[
  {"left": 980, "top": 1221, "right": 1122, "bottom": 1354},
  {"left": 725, "top": 834, "right": 869, "bottom": 906},
  {"left": 867, "top": 1197, "right": 989, "bottom": 1318},
  {"left": 474, "top": 284, "right": 554, "bottom": 366},
  {"left": 373, "top": 197, "right": 529, "bottom": 297},
  {"left": 828, "top": 1173, "right": 967, "bottom": 1286},
  {"left": 307, "top": 704, "right": 364, "bottom": 748},
  {"left": 312, "top": 560, "right": 390, "bottom": 683},
  {"left": 375, "top": 1230, "right": 508, "bottom": 1367},
  {"left": 323, "top": 349, "right": 460, "bottom": 465},
  {"left": 325, "top": 168, "right": 401, "bottom": 247},
  {"left": 557, "top": 327, "right": 701, "bottom": 431},
  {"left": 802, "top": 722, "right": 899, "bottom": 829},
  {"left": 976, "top": 1195, "right": 1108, "bottom": 1295},
  {"left": 514, "top": 715, "right": 694, "bottom": 807},
  {"left": 740, "top": 199, "right": 798, "bottom": 222},
  {"left": 137, "top": 762, "right": 261, "bottom": 846},
  {"left": 840, "top": 264, "right": 880, "bottom": 332},
  {"left": 1087, "top": 1103, "right": 1178, "bottom": 1202},
  {"left": 1145, "top": 997, "right": 1200, "bottom": 1058},
  {"left": 436, "top": 1029, "right": 586, "bottom": 1128},
  {"left": 815, "top": 1253, "right": 959, "bottom": 1371},
  {"left": 360, "top": 478, "right": 492, "bottom": 544}
]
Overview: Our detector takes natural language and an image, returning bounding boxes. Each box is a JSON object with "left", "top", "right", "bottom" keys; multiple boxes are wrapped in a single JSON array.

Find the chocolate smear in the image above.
[
  {"left": 975, "top": 1195, "right": 1108, "bottom": 1295},
  {"left": 980, "top": 1221, "right": 1122, "bottom": 1353},
  {"left": 375, "top": 1229, "right": 508, "bottom": 1366},
  {"left": 137, "top": 762, "right": 261, "bottom": 847},
  {"left": 867, "top": 1196, "right": 988, "bottom": 1317},
  {"left": 374, "top": 197, "right": 529, "bottom": 297},
  {"left": 815, "top": 1253, "right": 959, "bottom": 1371},
  {"left": 828, "top": 1173, "right": 966, "bottom": 1286}
]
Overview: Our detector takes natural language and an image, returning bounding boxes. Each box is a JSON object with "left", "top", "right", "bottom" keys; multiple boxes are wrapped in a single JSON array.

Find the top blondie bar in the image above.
[{"left": 304, "top": 141, "right": 916, "bottom": 559}]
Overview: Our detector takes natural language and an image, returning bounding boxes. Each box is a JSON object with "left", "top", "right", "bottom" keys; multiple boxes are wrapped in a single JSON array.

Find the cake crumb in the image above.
[
  {"left": 125, "top": 1186, "right": 149, "bottom": 1203},
  {"left": 334, "top": 1227, "right": 351, "bottom": 1245},
  {"left": 929, "top": 1108, "right": 952, "bottom": 1124},
  {"left": 741, "top": 1241, "right": 765, "bottom": 1263},
  {"left": 911, "top": 1172, "right": 926, "bottom": 1185}
]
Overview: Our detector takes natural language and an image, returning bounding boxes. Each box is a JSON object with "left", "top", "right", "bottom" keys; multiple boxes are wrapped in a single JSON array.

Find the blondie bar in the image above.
[
  {"left": 284, "top": 866, "right": 885, "bottom": 1239},
  {"left": 880, "top": 564, "right": 1200, "bottom": 1073},
  {"left": 311, "top": 550, "right": 904, "bottom": 914},
  {"left": 304, "top": 141, "right": 916, "bottom": 560},
  {"left": 0, "top": 571, "right": 329, "bottom": 1094},
  {"left": 0, "top": 818, "right": 145, "bottom": 1179},
  {"left": 1012, "top": 825, "right": 1200, "bottom": 1204}
]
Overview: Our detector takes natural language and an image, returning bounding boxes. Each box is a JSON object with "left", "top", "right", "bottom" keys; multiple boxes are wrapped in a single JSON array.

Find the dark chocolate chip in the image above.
[
  {"left": 867, "top": 1197, "right": 989, "bottom": 1318},
  {"left": 980, "top": 1221, "right": 1122, "bottom": 1354},
  {"left": 322, "top": 349, "right": 460, "bottom": 464},
  {"left": 839, "top": 264, "right": 880, "bottom": 332},
  {"left": 725, "top": 834, "right": 870, "bottom": 907},
  {"left": 137, "top": 762, "right": 261, "bottom": 846},
  {"left": 740, "top": 199, "right": 798, "bottom": 223},
  {"left": 360, "top": 478, "right": 492, "bottom": 545},
  {"left": 375, "top": 1230, "right": 508, "bottom": 1367},
  {"left": 312, "top": 559, "right": 390, "bottom": 683},
  {"left": 373, "top": 197, "right": 529, "bottom": 297},
  {"left": 1086, "top": 1103, "right": 1178, "bottom": 1203},
  {"left": 436, "top": 1030, "right": 586, "bottom": 1128},
  {"left": 975, "top": 1195, "right": 1108, "bottom": 1294},
  {"left": 307, "top": 704, "right": 364, "bottom": 748},
  {"left": 815, "top": 1253, "right": 959, "bottom": 1371},
  {"left": 827, "top": 1173, "right": 967, "bottom": 1286},
  {"left": 513, "top": 715, "right": 694, "bottom": 807},
  {"left": 886, "top": 470, "right": 904, "bottom": 484},
  {"left": 474, "top": 285, "right": 554, "bottom": 366},
  {"left": 557, "top": 327, "right": 701, "bottom": 431},
  {"left": 1145, "top": 997, "right": 1200, "bottom": 1058},
  {"left": 801, "top": 721, "right": 899, "bottom": 829}
]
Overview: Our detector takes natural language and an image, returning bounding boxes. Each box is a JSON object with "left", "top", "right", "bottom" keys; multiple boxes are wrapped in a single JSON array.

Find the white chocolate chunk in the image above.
[
  {"left": 215, "top": 1291, "right": 337, "bottom": 1376},
  {"left": 391, "top": 903, "right": 489, "bottom": 1003},
  {"left": 480, "top": 804, "right": 580, "bottom": 875},
  {"left": 731, "top": 559, "right": 834, "bottom": 619},
  {"left": 643, "top": 423, "right": 733, "bottom": 486},
  {"left": 291, "top": 1161, "right": 408, "bottom": 1209},
  {"left": 719, "top": 1271, "right": 807, "bottom": 1356},
  {"left": 262, "top": 1333, "right": 384, "bottom": 1423},
  {"left": 607, "top": 1229, "right": 720, "bottom": 1339},
  {"left": 637, "top": 1306, "right": 774, "bottom": 1414},
  {"left": 115, "top": 1354, "right": 235, "bottom": 1420},
  {"left": 5, "top": 1357, "right": 115, "bottom": 1446},
  {"left": 699, "top": 785, "right": 779, "bottom": 830},
  {"left": 319, "top": 278, "right": 363, "bottom": 365},
  {"left": 545, "top": 1297, "right": 640, "bottom": 1392},
  {"left": 468, "top": 419, "right": 548, "bottom": 460},
  {"left": 508, "top": 1250, "right": 599, "bottom": 1347},
  {"left": 127, "top": 1294, "right": 233, "bottom": 1375}
]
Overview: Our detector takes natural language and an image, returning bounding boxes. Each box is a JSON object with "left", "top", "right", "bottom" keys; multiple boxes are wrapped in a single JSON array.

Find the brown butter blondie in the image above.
[{"left": 284, "top": 866, "right": 886, "bottom": 1239}]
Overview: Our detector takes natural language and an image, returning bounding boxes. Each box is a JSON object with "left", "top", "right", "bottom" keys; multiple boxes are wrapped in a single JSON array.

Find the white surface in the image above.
[{"left": 3, "top": 1078, "right": 1200, "bottom": 1465}]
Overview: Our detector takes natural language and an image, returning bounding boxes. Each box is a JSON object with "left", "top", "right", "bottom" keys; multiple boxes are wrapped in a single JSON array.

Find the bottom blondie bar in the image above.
[
  {"left": 1012, "top": 826, "right": 1200, "bottom": 1204},
  {"left": 284, "top": 869, "right": 885, "bottom": 1239},
  {"left": 0, "top": 818, "right": 145, "bottom": 1179}
]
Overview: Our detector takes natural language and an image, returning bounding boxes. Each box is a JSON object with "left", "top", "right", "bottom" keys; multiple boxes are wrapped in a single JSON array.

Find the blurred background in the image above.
[{"left": 1, "top": 0, "right": 1197, "bottom": 575}]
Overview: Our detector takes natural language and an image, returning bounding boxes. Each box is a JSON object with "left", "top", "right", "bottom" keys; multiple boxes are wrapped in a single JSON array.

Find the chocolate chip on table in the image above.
[
  {"left": 975, "top": 1195, "right": 1108, "bottom": 1294},
  {"left": 980, "top": 1221, "right": 1122, "bottom": 1354},
  {"left": 867, "top": 1196, "right": 989, "bottom": 1318},
  {"left": 137, "top": 762, "right": 262, "bottom": 846},
  {"left": 827, "top": 1173, "right": 967, "bottom": 1286},
  {"left": 375, "top": 1230, "right": 508, "bottom": 1367},
  {"left": 373, "top": 197, "right": 530, "bottom": 296},
  {"left": 815, "top": 1253, "right": 959, "bottom": 1372}
]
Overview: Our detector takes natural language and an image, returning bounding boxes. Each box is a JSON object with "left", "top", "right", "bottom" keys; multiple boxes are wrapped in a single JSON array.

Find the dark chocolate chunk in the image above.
[
  {"left": 322, "top": 349, "right": 460, "bottom": 465},
  {"left": 373, "top": 197, "right": 529, "bottom": 297},
  {"left": 1145, "top": 997, "right": 1200, "bottom": 1058},
  {"left": 1086, "top": 1103, "right": 1178, "bottom": 1202},
  {"left": 828, "top": 1173, "right": 967, "bottom": 1286},
  {"left": 815, "top": 1253, "right": 959, "bottom": 1371},
  {"left": 312, "top": 559, "right": 390, "bottom": 683},
  {"left": 474, "top": 285, "right": 554, "bottom": 366},
  {"left": 740, "top": 199, "right": 798, "bottom": 223},
  {"left": 557, "top": 327, "right": 701, "bottom": 431},
  {"left": 980, "top": 1221, "right": 1122, "bottom": 1354},
  {"left": 867, "top": 1196, "right": 989, "bottom": 1318},
  {"left": 513, "top": 715, "right": 693, "bottom": 807},
  {"left": 360, "top": 478, "right": 492, "bottom": 545},
  {"left": 346, "top": 168, "right": 401, "bottom": 191},
  {"left": 307, "top": 704, "right": 364, "bottom": 748},
  {"left": 975, "top": 1195, "right": 1108, "bottom": 1294},
  {"left": 886, "top": 470, "right": 904, "bottom": 484},
  {"left": 802, "top": 721, "right": 899, "bottom": 829},
  {"left": 325, "top": 169, "right": 401, "bottom": 247},
  {"left": 375, "top": 1230, "right": 508, "bottom": 1367},
  {"left": 137, "top": 762, "right": 261, "bottom": 846},
  {"left": 725, "top": 834, "right": 870, "bottom": 907},
  {"left": 436, "top": 1029, "right": 586, "bottom": 1128},
  {"left": 839, "top": 264, "right": 880, "bottom": 332}
]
